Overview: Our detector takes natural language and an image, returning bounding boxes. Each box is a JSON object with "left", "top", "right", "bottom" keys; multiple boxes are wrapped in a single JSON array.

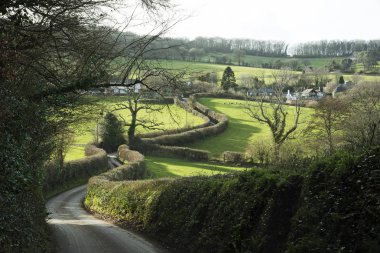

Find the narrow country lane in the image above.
[{"left": 46, "top": 157, "right": 169, "bottom": 253}]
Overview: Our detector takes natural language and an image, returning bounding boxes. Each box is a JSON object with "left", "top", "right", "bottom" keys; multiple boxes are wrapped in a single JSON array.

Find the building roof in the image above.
[{"left": 302, "top": 88, "right": 317, "bottom": 94}]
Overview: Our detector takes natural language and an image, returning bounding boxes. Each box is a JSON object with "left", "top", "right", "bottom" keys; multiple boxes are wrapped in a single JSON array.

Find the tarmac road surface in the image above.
[{"left": 46, "top": 158, "right": 169, "bottom": 253}]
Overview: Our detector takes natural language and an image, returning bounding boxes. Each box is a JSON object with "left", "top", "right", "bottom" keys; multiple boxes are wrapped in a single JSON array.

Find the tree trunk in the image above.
[
  {"left": 274, "top": 143, "right": 281, "bottom": 162},
  {"left": 128, "top": 113, "right": 137, "bottom": 145}
]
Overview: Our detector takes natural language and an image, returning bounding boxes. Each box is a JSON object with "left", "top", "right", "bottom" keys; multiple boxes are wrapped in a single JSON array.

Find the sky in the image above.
[{"left": 162, "top": 0, "right": 380, "bottom": 44}]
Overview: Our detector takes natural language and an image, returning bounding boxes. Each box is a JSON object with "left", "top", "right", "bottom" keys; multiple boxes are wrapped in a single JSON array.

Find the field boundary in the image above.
[
  {"left": 44, "top": 145, "right": 108, "bottom": 197},
  {"left": 132, "top": 94, "right": 232, "bottom": 161}
]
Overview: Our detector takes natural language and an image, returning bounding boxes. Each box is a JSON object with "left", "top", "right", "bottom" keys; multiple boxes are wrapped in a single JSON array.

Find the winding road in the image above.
[{"left": 46, "top": 157, "right": 169, "bottom": 253}]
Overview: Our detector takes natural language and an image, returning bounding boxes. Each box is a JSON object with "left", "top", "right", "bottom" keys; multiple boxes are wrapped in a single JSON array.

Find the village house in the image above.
[
  {"left": 300, "top": 88, "right": 318, "bottom": 99},
  {"left": 105, "top": 78, "right": 142, "bottom": 95}
]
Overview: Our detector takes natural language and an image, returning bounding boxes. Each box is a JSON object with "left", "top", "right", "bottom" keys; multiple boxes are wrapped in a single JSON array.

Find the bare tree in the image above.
[
  {"left": 245, "top": 69, "right": 302, "bottom": 160},
  {"left": 113, "top": 62, "right": 185, "bottom": 145},
  {"left": 114, "top": 89, "right": 164, "bottom": 145}
]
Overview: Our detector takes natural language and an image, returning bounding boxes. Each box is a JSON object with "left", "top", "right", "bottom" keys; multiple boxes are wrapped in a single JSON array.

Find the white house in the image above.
[{"left": 107, "top": 78, "right": 142, "bottom": 95}]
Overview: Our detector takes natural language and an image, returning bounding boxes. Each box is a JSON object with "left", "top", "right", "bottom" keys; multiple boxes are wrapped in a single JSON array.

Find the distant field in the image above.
[
  {"left": 161, "top": 60, "right": 299, "bottom": 83},
  {"left": 145, "top": 156, "right": 248, "bottom": 178},
  {"left": 65, "top": 96, "right": 205, "bottom": 161},
  {"left": 160, "top": 60, "right": 380, "bottom": 83},
  {"left": 185, "top": 98, "right": 313, "bottom": 158},
  {"left": 199, "top": 52, "right": 345, "bottom": 69}
]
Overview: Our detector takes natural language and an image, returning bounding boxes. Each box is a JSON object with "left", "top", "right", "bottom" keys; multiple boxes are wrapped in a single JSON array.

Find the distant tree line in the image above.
[
  {"left": 142, "top": 36, "right": 289, "bottom": 61},
  {"left": 292, "top": 40, "right": 380, "bottom": 57},
  {"left": 115, "top": 34, "right": 380, "bottom": 72}
]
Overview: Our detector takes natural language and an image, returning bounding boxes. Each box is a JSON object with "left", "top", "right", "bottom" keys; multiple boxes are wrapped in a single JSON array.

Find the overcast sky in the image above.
[{"left": 164, "top": 0, "right": 380, "bottom": 43}]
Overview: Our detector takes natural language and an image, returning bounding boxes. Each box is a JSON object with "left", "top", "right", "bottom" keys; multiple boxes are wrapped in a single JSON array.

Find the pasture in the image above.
[
  {"left": 199, "top": 52, "right": 344, "bottom": 69},
  {"left": 145, "top": 156, "right": 248, "bottom": 178},
  {"left": 185, "top": 97, "right": 313, "bottom": 158},
  {"left": 160, "top": 60, "right": 380, "bottom": 84},
  {"left": 65, "top": 96, "right": 205, "bottom": 161}
]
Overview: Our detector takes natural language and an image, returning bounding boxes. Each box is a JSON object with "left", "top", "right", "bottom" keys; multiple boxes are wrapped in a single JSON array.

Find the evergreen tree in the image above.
[
  {"left": 338, "top": 76, "right": 345, "bottom": 84},
  {"left": 221, "top": 66, "right": 237, "bottom": 91},
  {"left": 100, "top": 113, "right": 125, "bottom": 152}
]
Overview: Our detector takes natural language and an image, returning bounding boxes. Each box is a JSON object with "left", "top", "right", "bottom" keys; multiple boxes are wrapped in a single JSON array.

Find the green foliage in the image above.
[
  {"left": 44, "top": 145, "right": 108, "bottom": 195},
  {"left": 0, "top": 134, "right": 51, "bottom": 253},
  {"left": 99, "top": 112, "right": 125, "bottom": 152},
  {"left": 145, "top": 156, "right": 246, "bottom": 178},
  {"left": 286, "top": 150, "right": 380, "bottom": 253},
  {"left": 185, "top": 97, "right": 313, "bottom": 158},
  {"left": 86, "top": 166, "right": 303, "bottom": 253},
  {"left": 222, "top": 151, "right": 245, "bottom": 164},
  {"left": 338, "top": 75, "right": 345, "bottom": 84},
  {"left": 140, "top": 144, "right": 211, "bottom": 161},
  {"left": 86, "top": 148, "right": 380, "bottom": 253},
  {"left": 221, "top": 66, "right": 238, "bottom": 91}
]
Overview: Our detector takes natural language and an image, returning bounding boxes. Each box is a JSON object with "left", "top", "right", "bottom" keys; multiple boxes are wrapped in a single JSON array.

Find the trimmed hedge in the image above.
[
  {"left": 191, "top": 92, "right": 246, "bottom": 100},
  {"left": 286, "top": 150, "right": 380, "bottom": 253},
  {"left": 44, "top": 145, "right": 108, "bottom": 194},
  {"left": 222, "top": 151, "right": 245, "bottom": 164},
  {"left": 140, "top": 97, "right": 228, "bottom": 147},
  {"left": 85, "top": 168, "right": 303, "bottom": 253},
  {"left": 90, "top": 145, "right": 146, "bottom": 182},
  {"left": 136, "top": 97, "right": 211, "bottom": 139},
  {"left": 85, "top": 149, "right": 380, "bottom": 253},
  {"left": 136, "top": 142, "right": 210, "bottom": 161}
]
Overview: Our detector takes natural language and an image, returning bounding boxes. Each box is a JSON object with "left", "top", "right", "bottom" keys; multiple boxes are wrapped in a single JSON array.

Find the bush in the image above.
[
  {"left": 99, "top": 112, "right": 125, "bottom": 152},
  {"left": 246, "top": 139, "right": 273, "bottom": 164},
  {"left": 222, "top": 151, "right": 245, "bottom": 164}
]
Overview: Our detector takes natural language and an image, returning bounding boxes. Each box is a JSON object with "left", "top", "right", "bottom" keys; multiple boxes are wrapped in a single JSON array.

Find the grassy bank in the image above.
[
  {"left": 184, "top": 97, "right": 313, "bottom": 158},
  {"left": 65, "top": 96, "right": 206, "bottom": 160},
  {"left": 145, "top": 156, "right": 248, "bottom": 178},
  {"left": 160, "top": 60, "right": 380, "bottom": 83},
  {"left": 85, "top": 149, "right": 380, "bottom": 253}
]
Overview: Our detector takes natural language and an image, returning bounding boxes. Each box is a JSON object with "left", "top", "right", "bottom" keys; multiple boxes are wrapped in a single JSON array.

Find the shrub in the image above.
[
  {"left": 99, "top": 112, "right": 125, "bottom": 152},
  {"left": 246, "top": 139, "right": 273, "bottom": 164},
  {"left": 222, "top": 151, "right": 245, "bottom": 164}
]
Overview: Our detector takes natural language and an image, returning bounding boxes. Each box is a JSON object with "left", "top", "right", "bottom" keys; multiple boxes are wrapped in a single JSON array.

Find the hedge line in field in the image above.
[
  {"left": 138, "top": 96, "right": 228, "bottom": 147},
  {"left": 85, "top": 148, "right": 380, "bottom": 253},
  {"left": 85, "top": 147, "right": 303, "bottom": 252},
  {"left": 44, "top": 145, "right": 108, "bottom": 194}
]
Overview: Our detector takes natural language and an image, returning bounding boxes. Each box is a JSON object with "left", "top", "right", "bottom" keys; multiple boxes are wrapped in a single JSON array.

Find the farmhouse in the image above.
[
  {"left": 246, "top": 88, "right": 274, "bottom": 97},
  {"left": 106, "top": 78, "right": 142, "bottom": 95},
  {"left": 301, "top": 88, "right": 318, "bottom": 99}
]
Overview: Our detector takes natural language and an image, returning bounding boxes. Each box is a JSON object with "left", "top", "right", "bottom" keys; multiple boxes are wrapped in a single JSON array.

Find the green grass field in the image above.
[
  {"left": 185, "top": 98, "right": 312, "bottom": 158},
  {"left": 161, "top": 60, "right": 296, "bottom": 83},
  {"left": 145, "top": 156, "right": 248, "bottom": 178},
  {"left": 199, "top": 52, "right": 345, "bottom": 69},
  {"left": 65, "top": 96, "right": 205, "bottom": 161},
  {"left": 160, "top": 60, "right": 380, "bottom": 83}
]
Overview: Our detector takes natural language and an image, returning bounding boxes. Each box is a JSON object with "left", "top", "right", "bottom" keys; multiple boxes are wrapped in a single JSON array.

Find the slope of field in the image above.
[
  {"left": 184, "top": 97, "right": 312, "bottom": 158},
  {"left": 145, "top": 156, "right": 248, "bottom": 178},
  {"left": 161, "top": 60, "right": 380, "bottom": 83},
  {"left": 161, "top": 60, "right": 297, "bottom": 83},
  {"left": 199, "top": 52, "right": 345, "bottom": 68},
  {"left": 65, "top": 97, "right": 205, "bottom": 161}
]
